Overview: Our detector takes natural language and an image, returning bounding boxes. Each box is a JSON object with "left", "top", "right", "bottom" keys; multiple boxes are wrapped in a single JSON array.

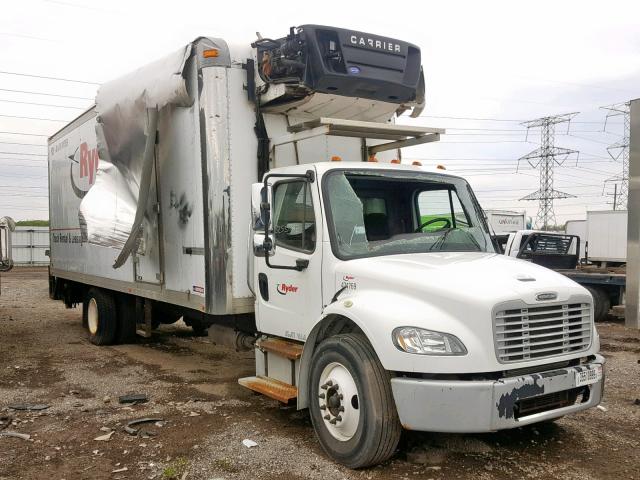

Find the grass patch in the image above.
[{"left": 162, "top": 457, "right": 188, "bottom": 479}]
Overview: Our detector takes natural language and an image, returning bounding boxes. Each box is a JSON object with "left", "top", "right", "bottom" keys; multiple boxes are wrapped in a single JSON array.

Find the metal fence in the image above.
[{"left": 12, "top": 227, "right": 49, "bottom": 266}]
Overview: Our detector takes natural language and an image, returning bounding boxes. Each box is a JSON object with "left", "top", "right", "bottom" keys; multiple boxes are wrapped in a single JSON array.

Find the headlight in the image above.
[{"left": 392, "top": 327, "right": 467, "bottom": 355}]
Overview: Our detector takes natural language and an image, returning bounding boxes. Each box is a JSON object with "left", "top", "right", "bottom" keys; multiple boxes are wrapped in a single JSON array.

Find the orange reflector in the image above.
[
  {"left": 203, "top": 49, "right": 219, "bottom": 58},
  {"left": 391, "top": 159, "right": 401, "bottom": 164},
  {"left": 331, "top": 156, "right": 342, "bottom": 162},
  {"left": 412, "top": 161, "right": 422, "bottom": 166},
  {"left": 437, "top": 164, "right": 446, "bottom": 170}
]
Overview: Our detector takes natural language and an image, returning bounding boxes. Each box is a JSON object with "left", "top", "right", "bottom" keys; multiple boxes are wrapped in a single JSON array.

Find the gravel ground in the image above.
[{"left": 0, "top": 267, "right": 639, "bottom": 480}]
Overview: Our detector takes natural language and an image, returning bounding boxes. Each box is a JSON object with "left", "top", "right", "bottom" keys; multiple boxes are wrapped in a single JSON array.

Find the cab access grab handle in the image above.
[{"left": 260, "top": 170, "right": 315, "bottom": 272}]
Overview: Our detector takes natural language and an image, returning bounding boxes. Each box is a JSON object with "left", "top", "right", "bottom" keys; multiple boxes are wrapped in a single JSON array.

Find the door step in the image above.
[
  {"left": 238, "top": 376, "right": 298, "bottom": 403},
  {"left": 257, "top": 337, "right": 303, "bottom": 360}
]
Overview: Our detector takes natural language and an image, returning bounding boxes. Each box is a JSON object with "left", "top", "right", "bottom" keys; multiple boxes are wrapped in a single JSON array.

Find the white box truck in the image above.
[
  {"left": 586, "top": 210, "right": 627, "bottom": 265},
  {"left": 565, "top": 219, "right": 587, "bottom": 261},
  {"left": 485, "top": 209, "right": 526, "bottom": 234},
  {"left": 48, "top": 26, "right": 604, "bottom": 468}
]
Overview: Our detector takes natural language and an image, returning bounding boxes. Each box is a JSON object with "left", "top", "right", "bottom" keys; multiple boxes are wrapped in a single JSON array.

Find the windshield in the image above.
[{"left": 323, "top": 169, "right": 495, "bottom": 260}]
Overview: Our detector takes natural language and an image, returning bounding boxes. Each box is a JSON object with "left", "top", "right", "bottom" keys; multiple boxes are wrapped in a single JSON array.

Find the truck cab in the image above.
[{"left": 246, "top": 161, "right": 604, "bottom": 467}]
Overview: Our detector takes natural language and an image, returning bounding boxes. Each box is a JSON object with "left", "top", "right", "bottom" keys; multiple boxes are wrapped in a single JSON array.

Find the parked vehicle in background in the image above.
[
  {"left": 565, "top": 219, "right": 586, "bottom": 262},
  {"left": 505, "top": 228, "right": 626, "bottom": 322},
  {"left": 0, "top": 216, "right": 15, "bottom": 272},
  {"left": 47, "top": 25, "right": 605, "bottom": 467},
  {"left": 586, "top": 210, "right": 627, "bottom": 266},
  {"left": 484, "top": 209, "right": 526, "bottom": 252}
]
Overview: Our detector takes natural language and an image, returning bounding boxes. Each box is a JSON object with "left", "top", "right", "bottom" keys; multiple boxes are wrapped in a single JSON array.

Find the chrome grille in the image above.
[{"left": 494, "top": 303, "right": 592, "bottom": 363}]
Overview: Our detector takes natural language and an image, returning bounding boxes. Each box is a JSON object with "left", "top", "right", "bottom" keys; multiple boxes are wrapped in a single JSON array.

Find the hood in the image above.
[{"left": 335, "top": 252, "right": 587, "bottom": 307}]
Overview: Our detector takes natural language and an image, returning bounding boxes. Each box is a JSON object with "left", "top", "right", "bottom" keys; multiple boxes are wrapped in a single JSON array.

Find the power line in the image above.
[
  {"left": 0, "top": 151, "right": 46, "bottom": 157},
  {"left": 0, "top": 131, "right": 48, "bottom": 137},
  {"left": 0, "top": 70, "right": 99, "bottom": 85},
  {"left": 0, "top": 114, "right": 68, "bottom": 122},
  {"left": 0, "top": 98, "right": 85, "bottom": 110},
  {"left": 0, "top": 87, "right": 93, "bottom": 100}
]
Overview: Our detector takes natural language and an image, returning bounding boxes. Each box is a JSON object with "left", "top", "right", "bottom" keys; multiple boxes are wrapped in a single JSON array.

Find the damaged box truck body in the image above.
[{"left": 48, "top": 26, "right": 604, "bottom": 468}]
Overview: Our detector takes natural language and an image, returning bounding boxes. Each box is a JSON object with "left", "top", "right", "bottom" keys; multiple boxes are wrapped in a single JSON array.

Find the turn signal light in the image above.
[
  {"left": 437, "top": 164, "right": 446, "bottom": 170},
  {"left": 203, "top": 49, "right": 219, "bottom": 58},
  {"left": 331, "top": 156, "right": 342, "bottom": 162},
  {"left": 368, "top": 155, "right": 378, "bottom": 163},
  {"left": 412, "top": 161, "right": 422, "bottom": 166},
  {"left": 391, "top": 159, "right": 401, "bottom": 164}
]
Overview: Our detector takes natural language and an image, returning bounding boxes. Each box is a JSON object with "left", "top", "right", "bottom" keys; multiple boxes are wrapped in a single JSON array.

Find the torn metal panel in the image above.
[{"left": 79, "top": 44, "right": 194, "bottom": 267}]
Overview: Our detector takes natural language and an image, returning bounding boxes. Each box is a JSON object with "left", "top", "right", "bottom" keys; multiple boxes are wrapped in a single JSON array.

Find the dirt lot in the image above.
[{"left": 0, "top": 267, "right": 639, "bottom": 480}]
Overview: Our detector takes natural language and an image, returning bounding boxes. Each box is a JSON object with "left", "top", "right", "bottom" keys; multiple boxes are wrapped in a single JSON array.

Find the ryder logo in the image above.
[
  {"left": 69, "top": 142, "right": 99, "bottom": 199},
  {"left": 276, "top": 283, "right": 299, "bottom": 295}
]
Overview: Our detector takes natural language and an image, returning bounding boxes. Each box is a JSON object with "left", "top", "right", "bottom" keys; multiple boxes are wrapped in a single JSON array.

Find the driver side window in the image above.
[
  {"left": 417, "top": 189, "right": 469, "bottom": 231},
  {"left": 272, "top": 181, "right": 316, "bottom": 253}
]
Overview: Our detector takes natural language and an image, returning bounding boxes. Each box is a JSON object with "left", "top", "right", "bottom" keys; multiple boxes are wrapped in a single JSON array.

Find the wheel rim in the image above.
[
  {"left": 318, "top": 362, "right": 360, "bottom": 441},
  {"left": 88, "top": 298, "right": 99, "bottom": 335}
]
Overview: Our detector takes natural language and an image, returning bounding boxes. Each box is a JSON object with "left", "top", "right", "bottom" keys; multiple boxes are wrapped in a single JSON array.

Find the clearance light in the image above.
[
  {"left": 412, "top": 161, "right": 422, "bottom": 166},
  {"left": 391, "top": 159, "right": 401, "bottom": 164},
  {"left": 331, "top": 156, "right": 342, "bottom": 162},
  {"left": 368, "top": 155, "right": 378, "bottom": 163},
  {"left": 437, "top": 164, "right": 446, "bottom": 170},
  {"left": 203, "top": 49, "right": 220, "bottom": 58}
]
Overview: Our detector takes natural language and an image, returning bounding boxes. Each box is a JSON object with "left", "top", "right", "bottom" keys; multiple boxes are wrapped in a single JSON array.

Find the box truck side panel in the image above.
[
  {"left": 157, "top": 58, "right": 206, "bottom": 303},
  {"left": 228, "top": 66, "right": 258, "bottom": 303},
  {"left": 49, "top": 110, "right": 136, "bottom": 284}
]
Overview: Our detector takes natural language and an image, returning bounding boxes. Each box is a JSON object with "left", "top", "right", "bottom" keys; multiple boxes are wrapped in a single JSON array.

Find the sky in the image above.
[{"left": 1, "top": 0, "right": 639, "bottom": 224}]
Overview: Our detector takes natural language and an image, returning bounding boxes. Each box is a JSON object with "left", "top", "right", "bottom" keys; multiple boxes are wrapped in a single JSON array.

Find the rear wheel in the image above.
[
  {"left": 586, "top": 286, "right": 610, "bottom": 322},
  {"left": 83, "top": 288, "right": 117, "bottom": 345},
  {"left": 308, "top": 334, "right": 401, "bottom": 468}
]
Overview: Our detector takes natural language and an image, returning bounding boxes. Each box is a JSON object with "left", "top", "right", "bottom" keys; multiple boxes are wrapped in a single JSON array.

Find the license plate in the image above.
[{"left": 575, "top": 365, "right": 602, "bottom": 387}]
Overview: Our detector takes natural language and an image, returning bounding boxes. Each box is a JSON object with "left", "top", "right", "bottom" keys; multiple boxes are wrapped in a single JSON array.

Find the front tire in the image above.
[
  {"left": 83, "top": 288, "right": 117, "bottom": 346},
  {"left": 308, "top": 334, "right": 401, "bottom": 468}
]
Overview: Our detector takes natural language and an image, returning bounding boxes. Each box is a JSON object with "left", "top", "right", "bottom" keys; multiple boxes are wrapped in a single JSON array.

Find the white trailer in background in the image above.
[
  {"left": 565, "top": 219, "right": 586, "bottom": 261},
  {"left": 11, "top": 227, "right": 50, "bottom": 266},
  {"left": 586, "top": 210, "right": 627, "bottom": 265},
  {"left": 47, "top": 25, "right": 605, "bottom": 467},
  {"left": 484, "top": 209, "right": 526, "bottom": 234}
]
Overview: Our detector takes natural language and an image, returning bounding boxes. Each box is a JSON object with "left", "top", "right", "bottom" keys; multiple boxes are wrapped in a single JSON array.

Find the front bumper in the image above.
[{"left": 391, "top": 354, "right": 605, "bottom": 433}]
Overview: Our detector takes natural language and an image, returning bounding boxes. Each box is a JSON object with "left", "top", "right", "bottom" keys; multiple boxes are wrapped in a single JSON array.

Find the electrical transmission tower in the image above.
[
  {"left": 518, "top": 112, "right": 579, "bottom": 230},
  {"left": 601, "top": 102, "right": 630, "bottom": 210}
]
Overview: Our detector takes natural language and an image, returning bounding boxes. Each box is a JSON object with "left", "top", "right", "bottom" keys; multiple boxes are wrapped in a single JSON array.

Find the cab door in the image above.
[{"left": 254, "top": 172, "right": 323, "bottom": 341}]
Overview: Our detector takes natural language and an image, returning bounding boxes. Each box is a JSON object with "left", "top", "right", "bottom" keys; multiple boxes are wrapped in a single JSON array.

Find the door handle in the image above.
[{"left": 258, "top": 273, "right": 269, "bottom": 301}]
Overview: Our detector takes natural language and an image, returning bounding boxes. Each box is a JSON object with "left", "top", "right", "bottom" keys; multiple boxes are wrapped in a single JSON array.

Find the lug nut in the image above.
[
  {"left": 336, "top": 415, "right": 342, "bottom": 422},
  {"left": 320, "top": 405, "right": 326, "bottom": 410},
  {"left": 339, "top": 406, "right": 344, "bottom": 412},
  {"left": 318, "top": 393, "right": 325, "bottom": 399},
  {"left": 323, "top": 414, "right": 330, "bottom": 420},
  {"left": 326, "top": 380, "right": 333, "bottom": 386},
  {"left": 329, "top": 418, "right": 337, "bottom": 425}
]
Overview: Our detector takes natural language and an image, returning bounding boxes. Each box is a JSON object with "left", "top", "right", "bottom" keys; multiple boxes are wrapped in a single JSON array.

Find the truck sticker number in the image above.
[{"left": 341, "top": 274, "right": 357, "bottom": 291}]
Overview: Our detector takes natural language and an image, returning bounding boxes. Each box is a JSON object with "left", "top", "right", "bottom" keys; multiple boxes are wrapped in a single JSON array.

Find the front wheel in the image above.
[{"left": 308, "top": 333, "right": 401, "bottom": 468}]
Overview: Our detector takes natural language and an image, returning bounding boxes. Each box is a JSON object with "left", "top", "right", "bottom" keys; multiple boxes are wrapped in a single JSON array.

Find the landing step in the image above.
[
  {"left": 238, "top": 376, "right": 297, "bottom": 403},
  {"left": 257, "top": 338, "right": 303, "bottom": 360}
]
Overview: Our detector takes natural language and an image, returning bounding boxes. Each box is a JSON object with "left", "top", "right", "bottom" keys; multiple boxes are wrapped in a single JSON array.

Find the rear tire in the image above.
[
  {"left": 115, "top": 295, "right": 137, "bottom": 344},
  {"left": 83, "top": 288, "right": 117, "bottom": 346},
  {"left": 308, "top": 333, "right": 401, "bottom": 468},
  {"left": 586, "top": 286, "right": 610, "bottom": 322}
]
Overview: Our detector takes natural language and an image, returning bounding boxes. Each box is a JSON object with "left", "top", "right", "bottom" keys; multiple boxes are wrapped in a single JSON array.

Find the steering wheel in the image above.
[{"left": 415, "top": 217, "right": 451, "bottom": 233}]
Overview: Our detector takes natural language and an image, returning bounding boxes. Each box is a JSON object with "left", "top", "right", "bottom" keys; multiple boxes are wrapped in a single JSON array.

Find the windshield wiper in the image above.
[{"left": 428, "top": 228, "right": 454, "bottom": 252}]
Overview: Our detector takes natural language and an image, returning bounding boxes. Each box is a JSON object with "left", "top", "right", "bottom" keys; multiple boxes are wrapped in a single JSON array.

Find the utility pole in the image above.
[
  {"left": 601, "top": 102, "right": 630, "bottom": 210},
  {"left": 518, "top": 112, "right": 579, "bottom": 230}
]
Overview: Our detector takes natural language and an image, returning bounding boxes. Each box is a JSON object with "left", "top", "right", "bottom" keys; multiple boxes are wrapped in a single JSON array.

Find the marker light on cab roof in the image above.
[{"left": 203, "top": 49, "right": 219, "bottom": 58}]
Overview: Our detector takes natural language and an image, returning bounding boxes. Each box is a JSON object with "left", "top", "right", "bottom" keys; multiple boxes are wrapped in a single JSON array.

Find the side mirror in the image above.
[{"left": 251, "top": 183, "right": 273, "bottom": 256}]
